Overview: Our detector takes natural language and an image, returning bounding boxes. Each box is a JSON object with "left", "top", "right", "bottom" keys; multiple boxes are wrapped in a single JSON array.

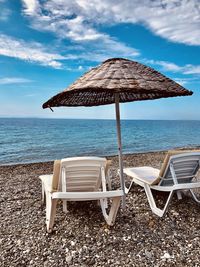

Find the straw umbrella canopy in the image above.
[{"left": 43, "top": 58, "right": 193, "bottom": 205}]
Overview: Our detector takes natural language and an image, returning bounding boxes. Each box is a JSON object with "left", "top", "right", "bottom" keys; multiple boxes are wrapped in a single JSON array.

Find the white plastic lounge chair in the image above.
[
  {"left": 124, "top": 150, "right": 200, "bottom": 217},
  {"left": 39, "top": 157, "right": 123, "bottom": 232}
]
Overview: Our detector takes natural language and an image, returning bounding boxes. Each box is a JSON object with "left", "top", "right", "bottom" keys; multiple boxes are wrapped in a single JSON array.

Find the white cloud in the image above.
[
  {"left": 0, "top": 34, "right": 66, "bottom": 68},
  {"left": 0, "top": 77, "right": 33, "bottom": 85},
  {"left": 0, "top": 0, "right": 11, "bottom": 21},
  {"left": 145, "top": 59, "right": 182, "bottom": 72},
  {"left": 21, "top": 0, "right": 140, "bottom": 59},
  {"left": 174, "top": 77, "right": 200, "bottom": 86},
  {"left": 0, "top": 33, "right": 136, "bottom": 70},
  {"left": 155, "top": 61, "right": 182, "bottom": 72},
  {"left": 21, "top": 0, "right": 200, "bottom": 46},
  {"left": 0, "top": 10, "right": 11, "bottom": 22},
  {"left": 22, "top": 0, "right": 40, "bottom": 16},
  {"left": 174, "top": 78, "right": 190, "bottom": 86},
  {"left": 62, "top": 36, "right": 139, "bottom": 63},
  {"left": 183, "top": 65, "right": 200, "bottom": 75},
  {"left": 145, "top": 59, "right": 200, "bottom": 76},
  {"left": 25, "top": 94, "right": 36, "bottom": 97}
]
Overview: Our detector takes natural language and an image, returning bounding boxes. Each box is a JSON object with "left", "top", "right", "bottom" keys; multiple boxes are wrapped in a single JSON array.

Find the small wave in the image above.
[{"left": 1, "top": 118, "right": 200, "bottom": 165}]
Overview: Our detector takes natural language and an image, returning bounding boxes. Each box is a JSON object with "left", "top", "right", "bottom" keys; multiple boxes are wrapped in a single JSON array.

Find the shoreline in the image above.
[
  {"left": 1, "top": 146, "right": 200, "bottom": 167},
  {"left": 1, "top": 149, "right": 200, "bottom": 266},
  {"left": 0, "top": 150, "right": 164, "bottom": 167}
]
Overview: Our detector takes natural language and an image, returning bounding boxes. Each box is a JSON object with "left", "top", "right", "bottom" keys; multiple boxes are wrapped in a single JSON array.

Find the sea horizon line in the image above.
[{"left": 0, "top": 117, "right": 200, "bottom": 121}]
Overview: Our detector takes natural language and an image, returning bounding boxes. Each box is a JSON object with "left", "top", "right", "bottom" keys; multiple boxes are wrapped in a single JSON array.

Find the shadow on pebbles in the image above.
[{"left": 1, "top": 151, "right": 200, "bottom": 267}]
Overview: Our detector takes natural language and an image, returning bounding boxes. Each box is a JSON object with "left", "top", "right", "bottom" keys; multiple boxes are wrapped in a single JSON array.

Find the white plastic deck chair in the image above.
[
  {"left": 39, "top": 157, "right": 123, "bottom": 232},
  {"left": 124, "top": 150, "right": 200, "bottom": 217}
]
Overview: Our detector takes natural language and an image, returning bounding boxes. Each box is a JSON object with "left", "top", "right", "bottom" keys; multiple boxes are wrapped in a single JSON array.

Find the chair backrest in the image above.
[
  {"left": 159, "top": 151, "right": 200, "bottom": 186},
  {"left": 51, "top": 159, "right": 61, "bottom": 192},
  {"left": 57, "top": 157, "right": 107, "bottom": 192}
]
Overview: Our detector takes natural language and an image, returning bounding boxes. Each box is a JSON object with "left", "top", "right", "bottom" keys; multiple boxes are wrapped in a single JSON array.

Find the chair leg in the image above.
[
  {"left": 100, "top": 197, "right": 121, "bottom": 226},
  {"left": 46, "top": 193, "right": 58, "bottom": 233},
  {"left": 176, "top": 190, "right": 182, "bottom": 200},
  {"left": 106, "top": 171, "right": 112, "bottom": 191},
  {"left": 63, "top": 200, "right": 68, "bottom": 213},
  {"left": 41, "top": 182, "right": 45, "bottom": 204},
  {"left": 144, "top": 184, "right": 174, "bottom": 217},
  {"left": 189, "top": 189, "right": 200, "bottom": 203}
]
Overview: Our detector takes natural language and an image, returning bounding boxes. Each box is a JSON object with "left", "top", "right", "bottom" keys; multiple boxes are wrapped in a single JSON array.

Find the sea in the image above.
[{"left": 0, "top": 118, "right": 200, "bottom": 165}]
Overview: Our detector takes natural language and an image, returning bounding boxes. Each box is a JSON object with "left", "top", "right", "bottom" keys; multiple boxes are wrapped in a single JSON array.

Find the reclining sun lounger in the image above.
[
  {"left": 39, "top": 157, "right": 123, "bottom": 232},
  {"left": 124, "top": 150, "right": 200, "bottom": 217}
]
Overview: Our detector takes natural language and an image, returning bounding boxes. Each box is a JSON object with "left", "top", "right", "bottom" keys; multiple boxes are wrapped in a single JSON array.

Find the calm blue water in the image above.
[{"left": 0, "top": 118, "right": 200, "bottom": 165}]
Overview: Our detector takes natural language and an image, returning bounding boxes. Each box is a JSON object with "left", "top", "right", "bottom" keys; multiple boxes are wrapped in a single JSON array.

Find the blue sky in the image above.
[{"left": 0, "top": 0, "right": 199, "bottom": 120}]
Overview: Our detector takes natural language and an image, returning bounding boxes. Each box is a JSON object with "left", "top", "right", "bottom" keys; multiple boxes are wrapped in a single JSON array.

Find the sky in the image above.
[{"left": 0, "top": 0, "right": 200, "bottom": 120}]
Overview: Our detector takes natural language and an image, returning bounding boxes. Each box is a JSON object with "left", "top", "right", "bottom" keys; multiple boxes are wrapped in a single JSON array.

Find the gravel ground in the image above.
[{"left": 1, "top": 151, "right": 200, "bottom": 267}]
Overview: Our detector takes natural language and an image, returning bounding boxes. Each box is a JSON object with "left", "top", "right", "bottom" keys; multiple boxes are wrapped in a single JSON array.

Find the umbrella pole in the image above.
[{"left": 115, "top": 93, "right": 126, "bottom": 208}]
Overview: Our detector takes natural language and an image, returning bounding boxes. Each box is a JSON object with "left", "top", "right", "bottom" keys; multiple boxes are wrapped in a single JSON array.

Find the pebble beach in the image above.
[{"left": 1, "top": 151, "right": 200, "bottom": 267}]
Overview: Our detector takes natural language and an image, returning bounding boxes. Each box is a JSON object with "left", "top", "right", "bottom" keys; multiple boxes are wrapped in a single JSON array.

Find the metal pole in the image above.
[{"left": 115, "top": 93, "right": 126, "bottom": 208}]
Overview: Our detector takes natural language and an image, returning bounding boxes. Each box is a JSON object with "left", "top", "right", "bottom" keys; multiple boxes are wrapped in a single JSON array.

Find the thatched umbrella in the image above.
[{"left": 43, "top": 58, "right": 193, "bottom": 206}]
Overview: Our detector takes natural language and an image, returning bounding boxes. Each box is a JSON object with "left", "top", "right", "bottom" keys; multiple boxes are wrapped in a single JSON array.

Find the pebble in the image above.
[
  {"left": 70, "top": 241, "right": 76, "bottom": 246},
  {"left": 65, "top": 254, "right": 72, "bottom": 263},
  {"left": 1, "top": 150, "right": 200, "bottom": 266},
  {"left": 145, "top": 250, "right": 152, "bottom": 258},
  {"left": 161, "top": 252, "right": 173, "bottom": 260}
]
